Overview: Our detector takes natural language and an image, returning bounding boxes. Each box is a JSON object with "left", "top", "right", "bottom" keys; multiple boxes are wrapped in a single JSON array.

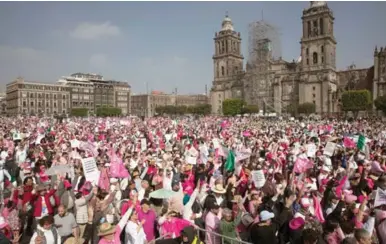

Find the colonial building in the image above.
[
  {"left": 373, "top": 47, "right": 386, "bottom": 101},
  {"left": 210, "top": 14, "right": 244, "bottom": 114},
  {"left": 6, "top": 73, "right": 131, "bottom": 116},
  {"left": 131, "top": 91, "right": 209, "bottom": 117},
  {"left": 210, "top": 1, "right": 375, "bottom": 116},
  {"left": 6, "top": 77, "right": 71, "bottom": 116}
]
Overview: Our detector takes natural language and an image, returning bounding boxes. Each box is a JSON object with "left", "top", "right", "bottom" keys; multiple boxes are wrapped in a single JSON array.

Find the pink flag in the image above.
[
  {"left": 313, "top": 195, "right": 325, "bottom": 223},
  {"left": 293, "top": 157, "right": 313, "bottom": 173},
  {"left": 343, "top": 137, "right": 356, "bottom": 148}
]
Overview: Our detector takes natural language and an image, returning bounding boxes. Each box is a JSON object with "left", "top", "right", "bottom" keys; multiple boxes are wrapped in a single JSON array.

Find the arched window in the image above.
[
  {"left": 221, "top": 66, "right": 225, "bottom": 76},
  {"left": 313, "top": 52, "right": 318, "bottom": 64}
]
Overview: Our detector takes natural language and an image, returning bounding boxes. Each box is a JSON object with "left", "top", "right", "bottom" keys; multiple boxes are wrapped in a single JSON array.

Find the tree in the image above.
[
  {"left": 374, "top": 95, "right": 386, "bottom": 115},
  {"left": 242, "top": 104, "right": 259, "bottom": 114},
  {"left": 298, "top": 102, "right": 316, "bottom": 115},
  {"left": 222, "top": 99, "right": 245, "bottom": 116},
  {"left": 96, "top": 106, "right": 122, "bottom": 117},
  {"left": 341, "top": 90, "right": 372, "bottom": 118},
  {"left": 70, "top": 108, "right": 89, "bottom": 117}
]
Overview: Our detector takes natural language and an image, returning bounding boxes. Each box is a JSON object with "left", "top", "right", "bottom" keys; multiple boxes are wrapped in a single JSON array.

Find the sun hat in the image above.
[
  {"left": 63, "top": 237, "right": 85, "bottom": 244},
  {"left": 98, "top": 222, "right": 116, "bottom": 236},
  {"left": 260, "top": 210, "right": 274, "bottom": 222},
  {"left": 211, "top": 184, "right": 226, "bottom": 194}
]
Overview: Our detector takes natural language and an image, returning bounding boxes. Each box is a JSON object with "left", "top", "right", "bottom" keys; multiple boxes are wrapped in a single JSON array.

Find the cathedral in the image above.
[{"left": 210, "top": 1, "right": 385, "bottom": 116}]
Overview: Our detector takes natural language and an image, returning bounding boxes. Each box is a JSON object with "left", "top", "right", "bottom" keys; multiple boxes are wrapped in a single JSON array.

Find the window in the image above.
[
  {"left": 307, "top": 21, "right": 311, "bottom": 37},
  {"left": 313, "top": 100, "right": 316, "bottom": 104},
  {"left": 320, "top": 18, "right": 324, "bottom": 35},
  {"left": 62, "top": 95, "right": 66, "bottom": 99},
  {"left": 221, "top": 66, "right": 225, "bottom": 76},
  {"left": 30, "top": 101, "right": 34, "bottom": 106},
  {"left": 321, "top": 57, "right": 324, "bottom": 63},
  {"left": 313, "top": 52, "right": 318, "bottom": 64},
  {"left": 306, "top": 48, "right": 309, "bottom": 55},
  {"left": 313, "top": 94, "right": 316, "bottom": 98},
  {"left": 46, "top": 94, "right": 49, "bottom": 98},
  {"left": 23, "top": 101, "right": 26, "bottom": 107},
  {"left": 306, "top": 59, "right": 309, "bottom": 65},
  {"left": 313, "top": 86, "right": 316, "bottom": 91},
  {"left": 54, "top": 102, "right": 57, "bottom": 108},
  {"left": 63, "top": 103, "right": 66, "bottom": 108},
  {"left": 321, "top": 46, "right": 324, "bottom": 53},
  {"left": 53, "top": 94, "right": 57, "bottom": 99},
  {"left": 30, "top": 93, "right": 34, "bottom": 98}
]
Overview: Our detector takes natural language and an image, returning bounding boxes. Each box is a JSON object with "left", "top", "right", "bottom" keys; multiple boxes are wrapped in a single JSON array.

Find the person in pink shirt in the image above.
[
  {"left": 137, "top": 199, "right": 157, "bottom": 242},
  {"left": 97, "top": 207, "right": 133, "bottom": 244}
]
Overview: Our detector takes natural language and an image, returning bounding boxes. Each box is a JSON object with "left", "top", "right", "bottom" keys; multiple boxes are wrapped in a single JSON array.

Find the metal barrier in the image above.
[{"left": 151, "top": 227, "right": 252, "bottom": 244}]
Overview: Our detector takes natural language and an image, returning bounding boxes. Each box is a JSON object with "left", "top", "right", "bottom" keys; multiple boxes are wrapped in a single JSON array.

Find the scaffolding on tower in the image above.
[{"left": 245, "top": 20, "right": 282, "bottom": 113}]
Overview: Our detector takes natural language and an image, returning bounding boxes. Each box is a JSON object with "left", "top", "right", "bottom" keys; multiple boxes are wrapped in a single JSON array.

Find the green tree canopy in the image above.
[
  {"left": 242, "top": 104, "right": 259, "bottom": 114},
  {"left": 70, "top": 108, "right": 88, "bottom": 117},
  {"left": 222, "top": 99, "right": 245, "bottom": 116},
  {"left": 374, "top": 95, "right": 386, "bottom": 115},
  {"left": 96, "top": 106, "right": 122, "bottom": 117},
  {"left": 298, "top": 102, "right": 316, "bottom": 115},
  {"left": 341, "top": 90, "right": 372, "bottom": 112}
]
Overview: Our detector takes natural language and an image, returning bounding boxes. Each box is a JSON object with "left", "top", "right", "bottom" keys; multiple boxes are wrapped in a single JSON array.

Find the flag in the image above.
[
  {"left": 225, "top": 150, "right": 235, "bottom": 171},
  {"left": 357, "top": 135, "right": 366, "bottom": 151},
  {"left": 293, "top": 157, "right": 313, "bottom": 173},
  {"left": 343, "top": 137, "right": 356, "bottom": 148}
]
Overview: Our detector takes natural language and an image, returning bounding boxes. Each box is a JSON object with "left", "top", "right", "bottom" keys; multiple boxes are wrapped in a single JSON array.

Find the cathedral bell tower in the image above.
[
  {"left": 210, "top": 13, "right": 244, "bottom": 114},
  {"left": 300, "top": 1, "right": 336, "bottom": 71},
  {"left": 298, "top": 1, "right": 338, "bottom": 115}
]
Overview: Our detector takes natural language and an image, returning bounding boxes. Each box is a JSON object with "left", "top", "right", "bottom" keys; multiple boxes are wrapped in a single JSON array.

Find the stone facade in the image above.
[
  {"left": 6, "top": 77, "right": 71, "bottom": 116},
  {"left": 131, "top": 92, "right": 209, "bottom": 117},
  {"left": 210, "top": 14, "right": 244, "bottom": 115},
  {"left": 373, "top": 47, "right": 386, "bottom": 101},
  {"left": 6, "top": 73, "right": 131, "bottom": 116},
  {"left": 210, "top": 1, "right": 376, "bottom": 116}
]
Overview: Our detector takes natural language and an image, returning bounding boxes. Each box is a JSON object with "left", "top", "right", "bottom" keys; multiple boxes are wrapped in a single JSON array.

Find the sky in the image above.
[{"left": 0, "top": 1, "right": 385, "bottom": 94}]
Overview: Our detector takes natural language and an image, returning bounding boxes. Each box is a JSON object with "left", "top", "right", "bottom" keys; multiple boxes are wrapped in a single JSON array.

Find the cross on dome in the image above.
[{"left": 221, "top": 11, "right": 234, "bottom": 31}]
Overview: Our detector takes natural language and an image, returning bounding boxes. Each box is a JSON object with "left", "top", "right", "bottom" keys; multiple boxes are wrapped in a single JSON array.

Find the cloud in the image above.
[
  {"left": 70, "top": 22, "right": 120, "bottom": 40},
  {"left": 89, "top": 54, "right": 107, "bottom": 69}
]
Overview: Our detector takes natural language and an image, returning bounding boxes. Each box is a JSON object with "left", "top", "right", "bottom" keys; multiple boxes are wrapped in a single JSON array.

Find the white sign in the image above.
[
  {"left": 186, "top": 156, "right": 197, "bottom": 165},
  {"left": 374, "top": 188, "right": 386, "bottom": 207},
  {"left": 141, "top": 138, "right": 147, "bottom": 151},
  {"left": 165, "top": 134, "right": 172, "bottom": 142},
  {"left": 188, "top": 146, "right": 199, "bottom": 157},
  {"left": 81, "top": 157, "right": 99, "bottom": 185},
  {"left": 251, "top": 170, "right": 266, "bottom": 188},
  {"left": 324, "top": 142, "right": 336, "bottom": 157},
  {"left": 307, "top": 144, "right": 317, "bottom": 158},
  {"left": 236, "top": 149, "right": 251, "bottom": 162},
  {"left": 70, "top": 139, "right": 80, "bottom": 148},
  {"left": 212, "top": 139, "right": 221, "bottom": 149}
]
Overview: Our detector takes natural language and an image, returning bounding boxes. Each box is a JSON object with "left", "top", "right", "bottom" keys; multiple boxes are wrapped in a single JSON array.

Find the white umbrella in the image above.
[{"left": 45, "top": 165, "right": 71, "bottom": 176}]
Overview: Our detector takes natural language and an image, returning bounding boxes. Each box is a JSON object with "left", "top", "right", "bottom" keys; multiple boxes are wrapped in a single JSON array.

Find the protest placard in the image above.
[
  {"left": 307, "top": 144, "right": 317, "bottom": 158},
  {"left": 81, "top": 157, "right": 99, "bottom": 185},
  {"left": 251, "top": 170, "right": 266, "bottom": 188},
  {"left": 141, "top": 138, "right": 147, "bottom": 151},
  {"left": 324, "top": 142, "right": 336, "bottom": 157},
  {"left": 374, "top": 188, "right": 386, "bottom": 207}
]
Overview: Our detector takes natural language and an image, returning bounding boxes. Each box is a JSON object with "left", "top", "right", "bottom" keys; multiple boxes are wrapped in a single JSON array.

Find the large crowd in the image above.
[{"left": 0, "top": 115, "right": 385, "bottom": 244}]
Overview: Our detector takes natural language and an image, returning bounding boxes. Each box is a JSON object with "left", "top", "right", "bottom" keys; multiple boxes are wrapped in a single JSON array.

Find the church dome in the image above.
[{"left": 221, "top": 14, "right": 234, "bottom": 31}]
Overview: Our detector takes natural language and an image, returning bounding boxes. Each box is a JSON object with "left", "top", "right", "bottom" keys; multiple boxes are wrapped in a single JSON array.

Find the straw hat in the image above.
[
  {"left": 98, "top": 223, "right": 116, "bottom": 236},
  {"left": 211, "top": 184, "right": 226, "bottom": 194},
  {"left": 63, "top": 237, "right": 85, "bottom": 244}
]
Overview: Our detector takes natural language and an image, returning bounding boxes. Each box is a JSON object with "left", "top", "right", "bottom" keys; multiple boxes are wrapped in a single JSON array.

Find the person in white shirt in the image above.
[
  {"left": 125, "top": 211, "right": 146, "bottom": 244},
  {"left": 30, "top": 215, "right": 61, "bottom": 244}
]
